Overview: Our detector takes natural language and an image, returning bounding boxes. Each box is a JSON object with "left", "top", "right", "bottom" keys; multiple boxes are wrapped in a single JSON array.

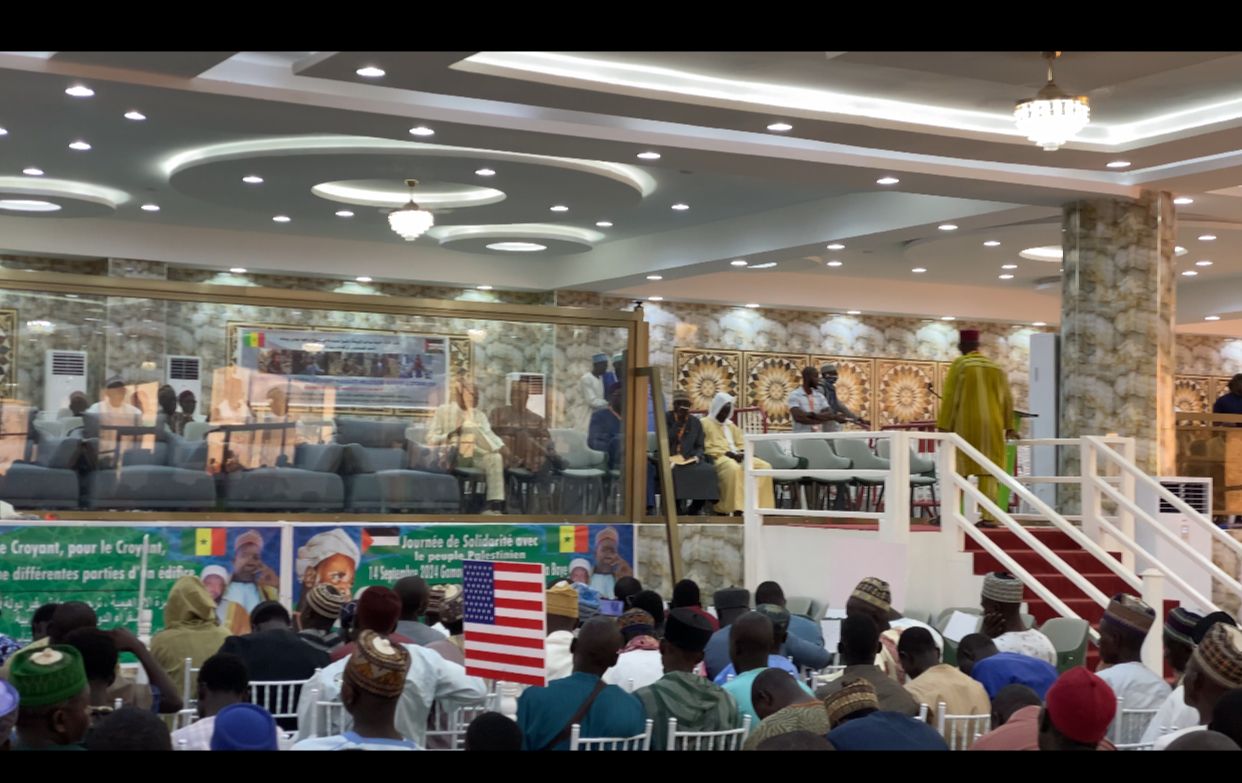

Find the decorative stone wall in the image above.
[
  {"left": 1214, "top": 533, "right": 1242, "bottom": 619},
  {"left": 637, "top": 523, "right": 744, "bottom": 599},
  {"left": 1177, "top": 335, "right": 1242, "bottom": 378}
]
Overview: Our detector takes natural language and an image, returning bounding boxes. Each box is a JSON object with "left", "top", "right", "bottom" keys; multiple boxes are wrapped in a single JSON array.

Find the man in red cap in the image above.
[
  {"left": 1038, "top": 667, "right": 1117, "bottom": 751},
  {"left": 936, "top": 328, "right": 1015, "bottom": 525},
  {"left": 329, "top": 586, "right": 415, "bottom": 661}
]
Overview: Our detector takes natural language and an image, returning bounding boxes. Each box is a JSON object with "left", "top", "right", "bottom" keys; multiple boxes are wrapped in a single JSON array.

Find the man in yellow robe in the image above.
[
  {"left": 936, "top": 329, "right": 1014, "bottom": 524},
  {"left": 701, "top": 392, "right": 775, "bottom": 514}
]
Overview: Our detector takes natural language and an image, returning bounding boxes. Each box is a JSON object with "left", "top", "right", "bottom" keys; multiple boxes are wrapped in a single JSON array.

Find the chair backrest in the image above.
[
  {"left": 550, "top": 428, "right": 606, "bottom": 469},
  {"left": 569, "top": 718, "right": 654, "bottom": 751},
  {"left": 785, "top": 596, "right": 822, "bottom": 621},
  {"left": 804, "top": 664, "right": 846, "bottom": 690},
  {"left": 936, "top": 701, "right": 989, "bottom": 750},
  {"left": 425, "top": 691, "right": 499, "bottom": 750},
  {"left": 184, "top": 420, "right": 213, "bottom": 441},
  {"left": 916, "top": 703, "right": 930, "bottom": 722},
  {"left": 33, "top": 419, "right": 66, "bottom": 439},
  {"left": 181, "top": 657, "right": 202, "bottom": 708},
  {"left": 875, "top": 439, "right": 935, "bottom": 473},
  {"left": 249, "top": 678, "right": 312, "bottom": 720},
  {"left": 831, "top": 437, "right": 889, "bottom": 469},
  {"left": 753, "top": 439, "right": 798, "bottom": 471},
  {"left": 309, "top": 698, "right": 346, "bottom": 739},
  {"left": 1038, "top": 617, "right": 1089, "bottom": 672},
  {"left": 792, "top": 438, "right": 850, "bottom": 469},
  {"left": 666, "top": 714, "right": 751, "bottom": 750},
  {"left": 647, "top": 431, "right": 658, "bottom": 454},
  {"left": 173, "top": 707, "right": 198, "bottom": 731},
  {"left": 1111, "top": 696, "right": 1159, "bottom": 746},
  {"left": 406, "top": 425, "right": 428, "bottom": 445}
]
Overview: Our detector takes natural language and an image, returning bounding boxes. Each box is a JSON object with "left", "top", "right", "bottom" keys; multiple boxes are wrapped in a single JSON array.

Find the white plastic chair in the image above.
[
  {"left": 569, "top": 718, "right": 654, "bottom": 751},
  {"left": 249, "top": 678, "right": 313, "bottom": 721},
  {"left": 181, "top": 657, "right": 202, "bottom": 710},
  {"left": 310, "top": 700, "right": 345, "bottom": 739},
  {"left": 1110, "top": 696, "right": 1159, "bottom": 748},
  {"left": 425, "top": 691, "right": 498, "bottom": 750},
  {"left": 935, "top": 700, "right": 989, "bottom": 750},
  {"left": 916, "top": 703, "right": 930, "bottom": 723},
  {"left": 666, "top": 714, "right": 750, "bottom": 750},
  {"left": 173, "top": 708, "right": 199, "bottom": 731}
]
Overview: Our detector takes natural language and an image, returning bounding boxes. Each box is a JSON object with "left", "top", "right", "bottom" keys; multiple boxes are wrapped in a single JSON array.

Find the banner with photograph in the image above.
[
  {"left": 291, "top": 523, "right": 636, "bottom": 606},
  {"left": 0, "top": 525, "right": 283, "bottom": 643},
  {"left": 234, "top": 326, "right": 450, "bottom": 410}
]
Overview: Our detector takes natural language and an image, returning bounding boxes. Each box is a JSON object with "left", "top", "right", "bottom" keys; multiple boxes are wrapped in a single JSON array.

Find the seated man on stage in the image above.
[
  {"left": 492, "top": 377, "right": 564, "bottom": 509},
  {"left": 700, "top": 393, "right": 775, "bottom": 515},
  {"left": 426, "top": 379, "right": 506, "bottom": 514}
]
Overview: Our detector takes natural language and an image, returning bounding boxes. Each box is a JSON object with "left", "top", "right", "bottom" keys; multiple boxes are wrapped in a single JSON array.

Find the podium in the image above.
[{"left": 1175, "top": 412, "right": 1242, "bottom": 515}]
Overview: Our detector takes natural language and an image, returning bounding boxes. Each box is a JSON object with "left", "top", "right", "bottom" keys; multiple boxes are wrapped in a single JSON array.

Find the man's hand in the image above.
[
  {"left": 108, "top": 626, "right": 143, "bottom": 654},
  {"left": 982, "top": 611, "right": 1006, "bottom": 639},
  {"left": 1005, "top": 429, "right": 1019, "bottom": 441},
  {"left": 728, "top": 452, "right": 743, "bottom": 463}
]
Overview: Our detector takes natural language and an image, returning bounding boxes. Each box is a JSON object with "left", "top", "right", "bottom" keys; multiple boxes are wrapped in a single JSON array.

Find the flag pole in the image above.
[{"left": 137, "top": 533, "right": 152, "bottom": 645}]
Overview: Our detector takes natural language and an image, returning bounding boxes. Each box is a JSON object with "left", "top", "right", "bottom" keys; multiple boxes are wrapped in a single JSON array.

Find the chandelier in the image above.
[
  {"left": 388, "top": 179, "right": 434, "bottom": 241},
  {"left": 1013, "top": 52, "right": 1090, "bottom": 151}
]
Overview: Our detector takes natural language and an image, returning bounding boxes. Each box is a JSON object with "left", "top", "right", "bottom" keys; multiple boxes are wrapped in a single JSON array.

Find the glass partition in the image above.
[{"left": 0, "top": 273, "right": 640, "bottom": 520}]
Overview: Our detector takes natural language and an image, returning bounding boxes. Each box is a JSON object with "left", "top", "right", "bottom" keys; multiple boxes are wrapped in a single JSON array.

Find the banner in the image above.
[
  {"left": 0, "top": 525, "right": 283, "bottom": 643},
  {"left": 234, "top": 326, "right": 450, "bottom": 410},
  {"left": 291, "top": 524, "right": 636, "bottom": 606}
]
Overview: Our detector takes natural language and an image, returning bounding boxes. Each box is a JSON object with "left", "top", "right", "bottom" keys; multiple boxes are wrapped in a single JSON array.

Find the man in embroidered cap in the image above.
[
  {"left": 936, "top": 327, "right": 1014, "bottom": 525},
  {"left": 8, "top": 644, "right": 91, "bottom": 750},
  {"left": 1139, "top": 606, "right": 1207, "bottom": 745},
  {"left": 603, "top": 609, "right": 664, "bottom": 692},
  {"left": 1155, "top": 621, "right": 1242, "bottom": 749},
  {"left": 980, "top": 572, "right": 1057, "bottom": 665},
  {"left": 1094, "top": 593, "right": 1170, "bottom": 727},
  {"left": 665, "top": 388, "right": 719, "bottom": 514},
  {"left": 294, "top": 630, "right": 421, "bottom": 750},
  {"left": 634, "top": 607, "right": 741, "bottom": 750},
  {"left": 297, "top": 583, "right": 346, "bottom": 655},
  {"left": 295, "top": 527, "right": 360, "bottom": 603},
  {"left": 746, "top": 667, "right": 833, "bottom": 750},
  {"left": 1038, "top": 667, "right": 1117, "bottom": 751},
  {"left": 825, "top": 676, "right": 948, "bottom": 750},
  {"left": 223, "top": 529, "right": 279, "bottom": 615},
  {"left": 545, "top": 580, "right": 580, "bottom": 681},
  {"left": 845, "top": 576, "right": 906, "bottom": 680}
]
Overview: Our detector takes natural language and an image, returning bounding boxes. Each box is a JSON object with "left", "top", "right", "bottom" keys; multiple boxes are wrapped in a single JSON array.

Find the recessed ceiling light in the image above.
[
  {"left": 140, "top": 203, "right": 160, "bottom": 212},
  {"left": 745, "top": 303, "right": 761, "bottom": 309},
  {"left": 847, "top": 310, "right": 862, "bottom": 315},
  {"left": 826, "top": 260, "right": 843, "bottom": 267},
  {"left": 229, "top": 268, "right": 247, "bottom": 274},
  {"left": 1199, "top": 234, "right": 1217, "bottom": 241},
  {"left": 335, "top": 210, "right": 354, "bottom": 218},
  {"left": 998, "top": 273, "right": 1014, "bottom": 280},
  {"left": 671, "top": 203, "right": 690, "bottom": 211},
  {"left": 242, "top": 175, "right": 263, "bottom": 184},
  {"left": 475, "top": 168, "right": 496, "bottom": 177},
  {"left": 595, "top": 221, "right": 613, "bottom": 228},
  {"left": 646, "top": 274, "right": 663, "bottom": 281},
  {"left": 911, "top": 267, "right": 927, "bottom": 273},
  {"left": 549, "top": 205, "right": 569, "bottom": 212},
  {"left": 730, "top": 259, "right": 748, "bottom": 267},
  {"left": 0, "top": 199, "right": 60, "bottom": 212},
  {"left": 356, "top": 66, "right": 386, "bottom": 78},
  {"left": 876, "top": 177, "right": 900, "bottom": 185},
  {"left": 1196, "top": 260, "right": 1213, "bottom": 267},
  {"left": 477, "top": 285, "right": 494, "bottom": 291},
  {"left": 1173, "top": 197, "right": 1194, "bottom": 205},
  {"left": 1001, "top": 264, "right": 1018, "bottom": 270},
  {"left": 636, "top": 151, "right": 661, "bottom": 160},
  {"left": 1205, "top": 316, "right": 1221, "bottom": 321},
  {"left": 68, "top": 140, "right": 91, "bottom": 151},
  {"left": 647, "top": 295, "right": 664, "bottom": 301},
  {"left": 941, "top": 316, "right": 956, "bottom": 321},
  {"left": 938, "top": 224, "right": 958, "bottom": 231},
  {"left": 767, "top": 122, "right": 793, "bottom": 132},
  {"left": 1033, "top": 322, "right": 1047, "bottom": 327},
  {"left": 1182, "top": 270, "right": 1198, "bottom": 276},
  {"left": 355, "top": 276, "right": 372, "bottom": 282},
  {"left": 487, "top": 241, "right": 547, "bottom": 252},
  {"left": 983, "top": 240, "right": 1001, "bottom": 247},
  {"left": 827, "top": 243, "right": 845, "bottom": 250},
  {"left": 124, "top": 110, "right": 146, "bottom": 121},
  {"left": 65, "top": 85, "right": 94, "bottom": 98},
  {"left": 272, "top": 215, "right": 291, "bottom": 223},
  {"left": 408, "top": 126, "right": 435, "bottom": 137},
  {"left": 748, "top": 262, "right": 778, "bottom": 269},
  {"left": 0, "top": 127, "right": 7, "bottom": 136},
  {"left": 1107, "top": 160, "right": 1131, "bottom": 169},
  {"left": 22, "top": 167, "right": 43, "bottom": 176}
]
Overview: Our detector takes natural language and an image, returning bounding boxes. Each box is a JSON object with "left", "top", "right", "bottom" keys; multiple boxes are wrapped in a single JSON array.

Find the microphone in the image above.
[{"left": 926, "top": 382, "right": 942, "bottom": 400}]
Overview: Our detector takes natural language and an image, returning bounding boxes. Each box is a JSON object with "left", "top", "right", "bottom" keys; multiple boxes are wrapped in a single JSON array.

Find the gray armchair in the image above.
[
  {"left": 0, "top": 423, "right": 82, "bottom": 509},
  {"left": 216, "top": 423, "right": 345, "bottom": 510},
  {"left": 337, "top": 418, "right": 459, "bottom": 513},
  {"left": 550, "top": 428, "right": 607, "bottom": 515},
  {"left": 82, "top": 417, "right": 216, "bottom": 510}
]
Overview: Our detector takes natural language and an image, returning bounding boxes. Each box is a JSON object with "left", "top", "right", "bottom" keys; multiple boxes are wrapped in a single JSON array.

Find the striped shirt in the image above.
[
  {"left": 744, "top": 700, "right": 832, "bottom": 750},
  {"left": 635, "top": 671, "right": 742, "bottom": 750}
]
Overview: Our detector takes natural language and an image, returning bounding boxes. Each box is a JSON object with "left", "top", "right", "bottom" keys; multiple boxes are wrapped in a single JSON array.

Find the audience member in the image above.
[
  {"left": 8, "top": 645, "right": 91, "bottom": 750},
  {"left": 393, "top": 576, "right": 448, "bottom": 645},
  {"left": 61, "top": 628, "right": 118, "bottom": 724},
  {"left": 297, "top": 584, "right": 346, "bottom": 655},
  {"left": 150, "top": 575, "right": 232, "bottom": 701},
  {"left": 816, "top": 615, "right": 919, "bottom": 715},
  {"left": 219, "top": 601, "right": 329, "bottom": 701},
  {"left": 517, "top": 617, "right": 646, "bottom": 751},
  {"left": 615, "top": 576, "right": 644, "bottom": 608},
  {"left": 900, "top": 626, "right": 990, "bottom": 727},
  {"left": 714, "top": 604, "right": 802, "bottom": 683},
  {"left": 969, "top": 684, "right": 1045, "bottom": 751},
  {"left": 755, "top": 730, "right": 834, "bottom": 751},
  {"left": 1156, "top": 622, "right": 1242, "bottom": 749},
  {"left": 603, "top": 609, "right": 664, "bottom": 691},
  {"left": 1094, "top": 594, "right": 1170, "bottom": 728},
  {"left": 634, "top": 608, "right": 740, "bottom": 750},
  {"left": 1141, "top": 606, "right": 1209, "bottom": 744},
  {"left": 980, "top": 573, "right": 1057, "bottom": 665},
  {"left": 212, "top": 702, "right": 280, "bottom": 751},
  {"left": 629, "top": 590, "right": 667, "bottom": 638},
  {"left": 294, "top": 631, "right": 421, "bottom": 750},
  {"left": 1207, "top": 688, "right": 1242, "bottom": 748},
  {"left": 704, "top": 588, "right": 751, "bottom": 678},
  {"left": 1166, "top": 729, "right": 1241, "bottom": 751},
  {"left": 1038, "top": 667, "right": 1116, "bottom": 751},
  {"left": 30, "top": 602, "right": 60, "bottom": 642},
  {"left": 754, "top": 580, "right": 826, "bottom": 652},
  {"left": 465, "top": 711, "right": 524, "bottom": 751},
  {"left": 329, "top": 586, "right": 415, "bottom": 662},
  {"left": 170, "top": 652, "right": 253, "bottom": 751},
  {"left": 545, "top": 581, "right": 580, "bottom": 681},
  {"left": 669, "top": 579, "right": 718, "bottom": 631},
  {"left": 721, "top": 610, "right": 814, "bottom": 729},
  {"left": 824, "top": 677, "right": 948, "bottom": 751},
  {"left": 744, "top": 668, "right": 831, "bottom": 749},
  {"left": 958, "top": 632, "right": 1058, "bottom": 699},
  {"left": 844, "top": 577, "right": 905, "bottom": 681},
  {"left": 85, "top": 706, "right": 172, "bottom": 751}
]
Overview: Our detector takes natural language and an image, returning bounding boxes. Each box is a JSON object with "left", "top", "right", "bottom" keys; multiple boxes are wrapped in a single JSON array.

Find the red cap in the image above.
[
  {"left": 356, "top": 585, "right": 402, "bottom": 634},
  {"left": 959, "top": 329, "right": 980, "bottom": 343},
  {"left": 1044, "top": 667, "right": 1116, "bottom": 744}
]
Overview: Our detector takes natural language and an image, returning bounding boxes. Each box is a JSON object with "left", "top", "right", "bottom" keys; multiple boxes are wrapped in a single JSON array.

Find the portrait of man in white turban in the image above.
[{"left": 296, "top": 528, "right": 361, "bottom": 600}]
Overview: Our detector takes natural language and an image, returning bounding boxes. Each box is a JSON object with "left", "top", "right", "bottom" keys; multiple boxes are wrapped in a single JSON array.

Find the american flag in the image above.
[{"left": 463, "top": 560, "right": 547, "bottom": 686}]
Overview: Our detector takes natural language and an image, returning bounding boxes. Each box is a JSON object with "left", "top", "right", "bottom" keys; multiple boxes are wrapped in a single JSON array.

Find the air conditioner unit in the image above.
[
  {"left": 505, "top": 372, "right": 546, "bottom": 418},
  {"left": 43, "top": 350, "right": 87, "bottom": 418},
  {"left": 1135, "top": 477, "right": 1213, "bottom": 614},
  {"left": 166, "top": 356, "right": 202, "bottom": 413}
]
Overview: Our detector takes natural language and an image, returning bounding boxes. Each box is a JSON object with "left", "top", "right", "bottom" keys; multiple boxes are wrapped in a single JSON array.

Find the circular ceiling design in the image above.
[
  {"left": 311, "top": 179, "right": 506, "bottom": 209},
  {"left": 427, "top": 223, "right": 604, "bottom": 256},
  {"left": 0, "top": 176, "right": 129, "bottom": 218}
]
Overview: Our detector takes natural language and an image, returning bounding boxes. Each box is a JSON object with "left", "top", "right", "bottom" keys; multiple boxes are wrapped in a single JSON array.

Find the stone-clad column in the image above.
[{"left": 1060, "top": 191, "right": 1176, "bottom": 476}]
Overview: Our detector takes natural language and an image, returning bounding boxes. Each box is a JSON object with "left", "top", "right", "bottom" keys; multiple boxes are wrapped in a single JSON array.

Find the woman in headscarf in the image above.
[
  {"left": 700, "top": 392, "right": 775, "bottom": 514},
  {"left": 149, "top": 576, "right": 232, "bottom": 701}
]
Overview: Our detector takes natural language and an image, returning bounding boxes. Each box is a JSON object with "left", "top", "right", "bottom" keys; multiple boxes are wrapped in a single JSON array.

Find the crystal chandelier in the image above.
[
  {"left": 388, "top": 179, "right": 434, "bottom": 241},
  {"left": 1013, "top": 52, "right": 1090, "bottom": 151}
]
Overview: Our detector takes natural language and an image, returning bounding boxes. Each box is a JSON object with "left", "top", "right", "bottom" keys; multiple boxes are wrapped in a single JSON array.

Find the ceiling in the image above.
[{"left": 0, "top": 51, "right": 1240, "bottom": 333}]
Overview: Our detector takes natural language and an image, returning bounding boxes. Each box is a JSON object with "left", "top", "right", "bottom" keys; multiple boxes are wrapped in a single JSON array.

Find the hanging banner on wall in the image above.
[
  {"left": 0, "top": 525, "right": 283, "bottom": 643},
  {"left": 291, "top": 523, "right": 636, "bottom": 606}
]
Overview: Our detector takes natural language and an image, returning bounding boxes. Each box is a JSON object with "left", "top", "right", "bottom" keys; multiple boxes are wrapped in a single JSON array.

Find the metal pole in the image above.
[
  {"left": 1140, "top": 568, "right": 1165, "bottom": 673},
  {"left": 640, "top": 368, "right": 683, "bottom": 584}
]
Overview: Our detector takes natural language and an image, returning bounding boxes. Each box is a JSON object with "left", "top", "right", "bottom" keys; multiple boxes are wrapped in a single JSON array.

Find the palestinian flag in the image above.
[
  {"left": 195, "top": 528, "right": 227, "bottom": 557},
  {"left": 551, "top": 525, "right": 589, "bottom": 553},
  {"left": 362, "top": 527, "right": 401, "bottom": 553}
]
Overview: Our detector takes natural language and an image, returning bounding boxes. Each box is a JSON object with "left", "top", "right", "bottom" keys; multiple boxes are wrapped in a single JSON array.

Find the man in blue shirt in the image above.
[
  {"left": 704, "top": 588, "right": 831, "bottom": 678},
  {"left": 754, "top": 581, "right": 825, "bottom": 649},
  {"left": 1213, "top": 374, "right": 1242, "bottom": 415},
  {"left": 714, "top": 604, "right": 814, "bottom": 682},
  {"left": 517, "top": 617, "right": 646, "bottom": 750},
  {"left": 823, "top": 678, "right": 948, "bottom": 751},
  {"left": 958, "top": 633, "right": 1058, "bottom": 699},
  {"left": 721, "top": 611, "right": 815, "bottom": 730}
]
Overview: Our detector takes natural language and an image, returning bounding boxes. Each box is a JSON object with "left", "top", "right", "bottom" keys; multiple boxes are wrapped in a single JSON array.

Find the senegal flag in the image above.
[
  {"left": 244, "top": 332, "right": 265, "bottom": 348},
  {"left": 552, "top": 525, "right": 589, "bottom": 553},
  {"left": 195, "top": 528, "right": 227, "bottom": 557}
]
